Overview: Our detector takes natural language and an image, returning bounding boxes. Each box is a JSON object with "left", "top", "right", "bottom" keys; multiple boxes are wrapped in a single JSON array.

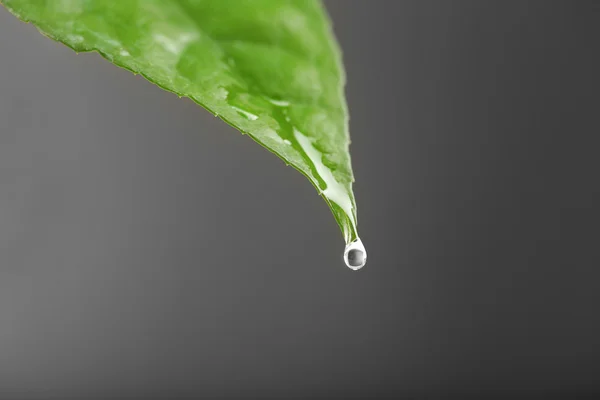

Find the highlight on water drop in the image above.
[{"left": 344, "top": 238, "right": 367, "bottom": 270}]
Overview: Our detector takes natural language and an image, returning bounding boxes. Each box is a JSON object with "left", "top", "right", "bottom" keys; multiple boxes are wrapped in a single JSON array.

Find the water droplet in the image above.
[
  {"left": 265, "top": 97, "right": 290, "bottom": 107},
  {"left": 344, "top": 238, "right": 366, "bottom": 270},
  {"left": 231, "top": 106, "right": 258, "bottom": 121},
  {"left": 67, "top": 34, "right": 84, "bottom": 44},
  {"left": 214, "top": 87, "right": 228, "bottom": 100}
]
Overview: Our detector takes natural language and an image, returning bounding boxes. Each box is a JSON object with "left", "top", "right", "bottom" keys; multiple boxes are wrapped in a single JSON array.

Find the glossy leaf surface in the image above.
[{"left": 1, "top": 0, "right": 360, "bottom": 244}]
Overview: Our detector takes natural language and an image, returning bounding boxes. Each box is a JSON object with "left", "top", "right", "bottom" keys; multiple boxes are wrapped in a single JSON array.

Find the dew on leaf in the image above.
[{"left": 232, "top": 106, "right": 258, "bottom": 120}]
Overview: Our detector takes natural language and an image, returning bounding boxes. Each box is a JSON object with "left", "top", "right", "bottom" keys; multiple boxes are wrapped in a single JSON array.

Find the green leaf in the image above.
[{"left": 1, "top": 0, "right": 361, "bottom": 246}]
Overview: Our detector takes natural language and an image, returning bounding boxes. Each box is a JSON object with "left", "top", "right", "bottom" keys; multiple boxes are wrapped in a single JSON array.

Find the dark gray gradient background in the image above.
[{"left": 1, "top": 1, "right": 599, "bottom": 398}]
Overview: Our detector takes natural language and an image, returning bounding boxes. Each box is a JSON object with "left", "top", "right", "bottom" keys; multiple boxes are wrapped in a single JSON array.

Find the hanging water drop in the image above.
[{"left": 344, "top": 238, "right": 367, "bottom": 270}]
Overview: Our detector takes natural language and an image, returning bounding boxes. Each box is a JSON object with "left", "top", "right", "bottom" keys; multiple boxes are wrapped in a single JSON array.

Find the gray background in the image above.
[{"left": 1, "top": 1, "right": 599, "bottom": 398}]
